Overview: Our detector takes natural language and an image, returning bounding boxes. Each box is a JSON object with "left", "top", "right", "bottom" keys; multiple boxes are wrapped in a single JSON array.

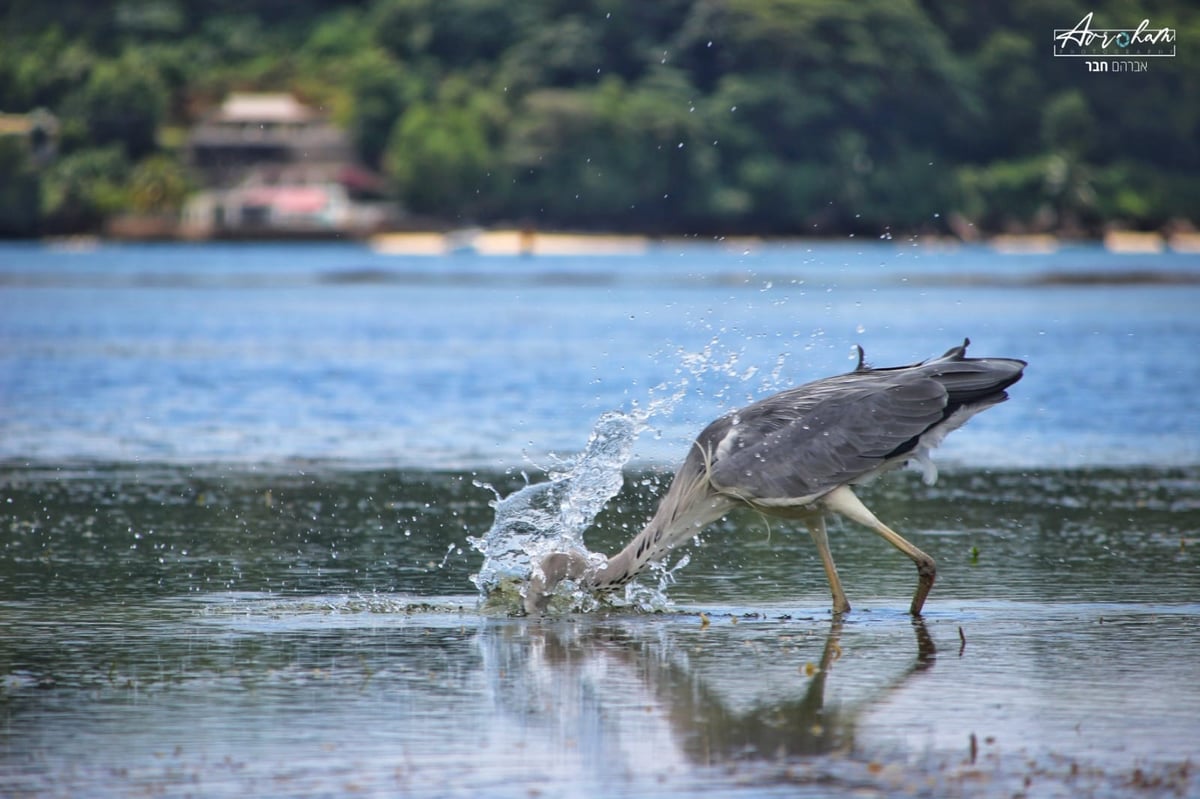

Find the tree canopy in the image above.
[{"left": 0, "top": 0, "right": 1196, "bottom": 236}]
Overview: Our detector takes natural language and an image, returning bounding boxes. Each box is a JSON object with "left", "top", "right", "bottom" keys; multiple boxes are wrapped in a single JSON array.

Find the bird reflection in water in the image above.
[
  {"left": 477, "top": 617, "right": 936, "bottom": 771},
  {"left": 675, "top": 619, "right": 935, "bottom": 762}
]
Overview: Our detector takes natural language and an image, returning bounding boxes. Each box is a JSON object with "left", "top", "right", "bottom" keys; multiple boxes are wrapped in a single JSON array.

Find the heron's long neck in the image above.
[{"left": 590, "top": 456, "right": 734, "bottom": 589}]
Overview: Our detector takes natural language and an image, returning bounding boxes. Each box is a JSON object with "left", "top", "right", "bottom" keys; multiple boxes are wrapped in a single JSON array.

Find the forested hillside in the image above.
[{"left": 1, "top": 0, "right": 1196, "bottom": 236}]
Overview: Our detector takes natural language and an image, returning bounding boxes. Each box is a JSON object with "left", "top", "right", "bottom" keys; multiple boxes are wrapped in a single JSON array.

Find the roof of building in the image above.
[{"left": 216, "top": 93, "right": 317, "bottom": 124}]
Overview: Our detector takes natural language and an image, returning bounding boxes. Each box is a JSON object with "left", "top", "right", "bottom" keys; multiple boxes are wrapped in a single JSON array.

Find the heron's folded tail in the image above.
[{"left": 930, "top": 358, "right": 1025, "bottom": 406}]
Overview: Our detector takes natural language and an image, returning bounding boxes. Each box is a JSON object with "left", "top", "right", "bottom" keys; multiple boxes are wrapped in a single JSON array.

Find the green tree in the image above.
[
  {"left": 69, "top": 55, "right": 167, "bottom": 159},
  {"left": 40, "top": 146, "right": 130, "bottom": 232},
  {"left": 384, "top": 97, "right": 494, "bottom": 217},
  {"left": 501, "top": 70, "right": 715, "bottom": 230},
  {"left": 371, "top": 0, "right": 516, "bottom": 67},
  {"left": 968, "top": 31, "right": 1043, "bottom": 161},
  {"left": 0, "top": 27, "right": 97, "bottom": 112},
  {"left": 128, "top": 154, "right": 190, "bottom": 214},
  {"left": 1041, "top": 91, "right": 1096, "bottom": 159},
  {"left": 496, "top": 15, "right": 606, "bottom": 91},
  {"left": 0, "top": 0, "right": 1196, "bottom": 236},
  {"left": 0, "top": 136, "right": 42, "bottom": 236},
  {"left": 956, "top": 157, "right": 1055, "bottom": 232},
  {"left": 345, "top": 49, "right": 419, "bottom": 169}
]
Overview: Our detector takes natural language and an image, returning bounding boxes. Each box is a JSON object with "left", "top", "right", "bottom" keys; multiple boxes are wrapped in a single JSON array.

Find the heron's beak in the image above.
[{"left": 524, "top": 551, "right": 593, "bottom": 615}]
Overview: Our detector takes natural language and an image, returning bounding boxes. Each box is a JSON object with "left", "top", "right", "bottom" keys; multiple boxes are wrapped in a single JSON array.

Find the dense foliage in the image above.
[{"left": 1, "top": 0, "right": 1197, "bottom": 236}]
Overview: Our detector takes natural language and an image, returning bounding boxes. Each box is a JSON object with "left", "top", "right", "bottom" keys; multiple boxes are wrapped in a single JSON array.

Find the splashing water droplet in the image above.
[
  {"left": 469, "top": 408, "right": 658, "bottom": 611},
  {"left": 468, "top": 354, "right": 724, "bottom": 612},
  {"left": 468, "top": 332, "right": 785, "bottom": 614}
]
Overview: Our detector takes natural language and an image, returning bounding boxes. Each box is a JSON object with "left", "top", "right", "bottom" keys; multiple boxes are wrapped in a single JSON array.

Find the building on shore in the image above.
[{"left": 180, "top": 93, "right": 395, "bottom": 239}]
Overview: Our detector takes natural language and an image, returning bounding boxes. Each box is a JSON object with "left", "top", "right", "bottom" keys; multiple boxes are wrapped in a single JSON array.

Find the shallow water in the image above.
[
  {"left": 2, "top": 242, "right": 1199, "bottom": 797},
  {"left": 2, "top": 465, "right": 1198, "bottom": 797}
]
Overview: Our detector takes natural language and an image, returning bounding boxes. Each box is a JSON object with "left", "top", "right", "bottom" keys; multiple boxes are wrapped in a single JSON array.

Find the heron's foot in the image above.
[
  {"left": 908, "top": 554, "right": 937, "bottom": 616},
  {"left": 523, "top": 551, "right": 593, "bottom": 616}
]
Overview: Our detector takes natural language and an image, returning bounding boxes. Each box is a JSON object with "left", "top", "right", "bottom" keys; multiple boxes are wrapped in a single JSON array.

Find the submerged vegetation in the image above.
[{"left": 1, "top": 0, "right": 1197, "bottom": 236}]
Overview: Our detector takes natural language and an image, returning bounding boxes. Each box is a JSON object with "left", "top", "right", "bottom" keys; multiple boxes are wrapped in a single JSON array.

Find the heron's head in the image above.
[{"left": 523, "top": 550, "right": 595, "bottom": 615}]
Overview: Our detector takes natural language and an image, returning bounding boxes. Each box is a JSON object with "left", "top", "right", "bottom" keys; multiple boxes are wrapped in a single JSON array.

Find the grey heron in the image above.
[{"left": 526, "top": 339, "right": 1025, "bottom": 616}]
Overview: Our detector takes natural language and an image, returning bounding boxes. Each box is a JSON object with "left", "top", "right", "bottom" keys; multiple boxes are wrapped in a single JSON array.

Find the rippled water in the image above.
[
  {"left": 2, "top": 465, "right": 1198, "bottom": 797},
  {"left": 3, "top": 241, "right": 1199, "bottom": 468},
  {"left": 2, "top": 242, "right": 1199, "bottom": 797}
]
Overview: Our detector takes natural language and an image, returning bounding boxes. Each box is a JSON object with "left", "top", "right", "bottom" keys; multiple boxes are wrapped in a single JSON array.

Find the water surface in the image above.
[
  {"left": 3, "top": 241, "right": 1198, "bottom": 467},
  {"left": 1, "top": 242, "right": 1198, "bottom": 797},
  {"left": 3, "top": 464, "right": 1197, "bottom": 797}
]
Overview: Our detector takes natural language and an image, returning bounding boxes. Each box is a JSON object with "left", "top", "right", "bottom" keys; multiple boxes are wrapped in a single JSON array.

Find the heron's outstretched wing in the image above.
[{"left": 703, "top": 373, "right": 949, "bottom": 505}]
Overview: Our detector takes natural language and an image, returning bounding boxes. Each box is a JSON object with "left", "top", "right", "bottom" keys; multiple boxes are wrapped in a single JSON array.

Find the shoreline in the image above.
[{"left": 16, "top": 228, "right": 1200, "bottom": 257}]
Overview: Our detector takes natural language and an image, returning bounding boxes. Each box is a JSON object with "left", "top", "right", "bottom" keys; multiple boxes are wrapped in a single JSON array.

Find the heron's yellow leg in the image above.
[
  {"left": 822, "top": 485, "right": 937, "bottom": 616},
  {"left": 804, "top": 514, "right": 851, "bottom": 615}
]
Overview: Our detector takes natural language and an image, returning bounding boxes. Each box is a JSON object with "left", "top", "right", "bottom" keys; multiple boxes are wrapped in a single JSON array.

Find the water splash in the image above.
[
  {"left": 467, "top": 367, "right": 704, "bottom": 612},
  {"left": 468, "top": 337, "right": 793, "bottom": 614},
  {"left": 468, "top": 410, "right": 643, "bottom": 612}
]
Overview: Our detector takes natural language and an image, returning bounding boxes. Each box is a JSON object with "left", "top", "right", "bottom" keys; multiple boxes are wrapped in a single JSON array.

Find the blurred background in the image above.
[{"left": 1, "top": 0, "right": 1197, "bottom": 242}]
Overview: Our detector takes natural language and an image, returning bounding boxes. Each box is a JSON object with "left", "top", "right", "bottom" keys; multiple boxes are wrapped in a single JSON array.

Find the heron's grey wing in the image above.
[{"left": 705, "top": 376, "right": 948, "bottom": 504}]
